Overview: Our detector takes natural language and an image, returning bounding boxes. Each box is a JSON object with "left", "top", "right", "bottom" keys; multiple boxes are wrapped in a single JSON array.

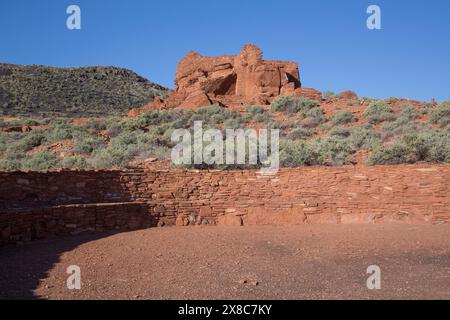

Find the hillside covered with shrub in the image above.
[
  {"left": 0, "top": 64, "right": 167, "bottom": 117},
  {"left": 1, "top": 93, "right": 449, "bottom": 171}
]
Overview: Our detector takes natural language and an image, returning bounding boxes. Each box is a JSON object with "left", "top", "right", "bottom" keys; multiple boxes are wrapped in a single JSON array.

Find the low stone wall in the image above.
[
  {"left": 148, "top": 165, "right": 450, "bottom": 226},
  {"left": 0, "top": 170, "right": 149, "bottom": 209},
  {"left": 1, "top": 164, "right": 449, "bottom": 245},
  {"left": 0, "top": 202, "right": 156, "bottom": 245}
]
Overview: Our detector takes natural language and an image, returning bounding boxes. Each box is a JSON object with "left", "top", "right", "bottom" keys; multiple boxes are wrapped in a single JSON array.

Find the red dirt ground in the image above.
[{"left": 1, "top": 224, "right": 449, "bottom": 300}]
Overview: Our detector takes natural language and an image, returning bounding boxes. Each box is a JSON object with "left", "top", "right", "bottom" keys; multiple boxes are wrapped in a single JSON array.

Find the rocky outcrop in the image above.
[{"left": 129, "top": 45, "right": 322, "bottom": 116}]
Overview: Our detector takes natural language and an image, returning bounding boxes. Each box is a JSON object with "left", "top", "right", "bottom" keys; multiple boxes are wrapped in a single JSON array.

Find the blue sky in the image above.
[{"left": 0, "top": 0, "right": 449, "bottom": 101}]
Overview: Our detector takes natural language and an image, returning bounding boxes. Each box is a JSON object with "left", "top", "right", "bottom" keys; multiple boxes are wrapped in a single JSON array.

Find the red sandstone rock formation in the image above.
[{"left": 129, "top": 45, "right": 322, "bottom": 116}]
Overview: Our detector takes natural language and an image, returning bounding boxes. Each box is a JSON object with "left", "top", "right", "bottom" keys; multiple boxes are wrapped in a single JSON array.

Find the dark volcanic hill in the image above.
[{"left": 0, "top": 64, "right": 168, "bottom": 117}]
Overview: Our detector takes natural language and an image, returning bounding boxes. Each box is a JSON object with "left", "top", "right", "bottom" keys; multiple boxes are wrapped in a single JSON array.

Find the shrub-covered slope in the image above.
[
  {"left": 0, "top": 95, "right": 449, "bottom": 171},
  {"left": 0, "top": 64, "right": 167, "bottom": 117}
]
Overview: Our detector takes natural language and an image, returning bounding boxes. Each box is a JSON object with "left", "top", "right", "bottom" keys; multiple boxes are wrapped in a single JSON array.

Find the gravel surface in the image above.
[{"left": 0, "top": 224, "right": 449, "bottom": 300}]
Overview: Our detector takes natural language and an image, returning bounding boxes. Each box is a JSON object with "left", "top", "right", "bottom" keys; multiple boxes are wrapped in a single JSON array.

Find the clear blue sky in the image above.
[{"left": 1, "top": 0, "right": 449, "bottom": 101}]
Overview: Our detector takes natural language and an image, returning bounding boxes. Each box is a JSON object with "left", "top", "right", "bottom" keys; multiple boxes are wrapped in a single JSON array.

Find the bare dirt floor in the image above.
[{"left": 0, "top": 224, "right": 449, "bottom": 300}]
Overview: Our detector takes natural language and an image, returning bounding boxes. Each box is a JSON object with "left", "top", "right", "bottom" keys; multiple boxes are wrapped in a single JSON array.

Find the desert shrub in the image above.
[
  {"left": 74, "top": 134, "right": 105, "bottom": 154},
  {"left": 252, "top": 112, "right": 272, "bottom": 123},
  {"left": 368, "top": 130, "right": 450, "bottom": 165},
  {"left": 23, "top": 118, "right": 50, "bottom": 126},
  {"left": 245, "top": 106, "right": 265, "bottom": 115},
  {"left": 381, "top": 120, "right": 417, "bottom": 142},
  {"left": 348, "top": 126, "right": 381, "bottom": 150},
  {"left": 21, "top": 151, "right": 59, "bottom": 171},
  {"left": 287, "top": 127, "right": 312, "bottom": 140},
  {"left": 279, "top": 140, "right": 320, "bottom": 167},
  {"left": 312, "top": 136, "right": 353, "bottom": 166},
  {"left": 301, "top": 107, "right": 325, "bottom": 128},
  {"left": 14, "top": 130, "right": 46, "bottom": 152},
  {"left": 267, "top": 121, "right": 297, "bottom": 131},
  {"left": 398, "top": 105, "right": 419, "bottom": 120},
  {"left": 271, "top": 96, "right": 319, "bottom": 114},
  {"left": 365, "top": 101, "right": 396, "bottom": 124},
  {"left": 367, "top": 143, "right": 411, "bottom": 165},
  {"left": 403, "top": 130, "right": 450, "bottom": 163},
  {"left": 82, "top": 119, "right": 107, "bottom": 132},
  {"left": 330, "top": 127, "right": 351, "bottom": 138},
  {"left": 45, "top": 121, "right": 73, "bottom": 143},
  {"left": 280, "top": 136, "right": 353, "bottom": 167},
  {"left": 385, "top": 97, "right": 399, "bottom": 104},
  {"left": 60, "top": 155, "right": 88, "bottom": 169},
  {"left": 223, "top": 117, "right": 245, "bottom": 129},
  {"left": 0, "top": 159, "right": 21, "bottom": 170},
  {"left": 332, "top": 110, "right": 355, "bottom": 125},
  {"left": 89, "top": 144, "right": 137, "bottom": 168},
  {"left": 429, "top": 103, "right": 450, "bottom": 128},
  {"left": 347, "top": 100, "right": 360, "bottom": 107},
  {"left": 244, "top": 106, "right": 272, "bottom": 123},
  {"left": 194, "top": 105, "right": 237, "bottom": 125},
  {"left": 0, "top": 132, "right": 10, "bottom": 154}
]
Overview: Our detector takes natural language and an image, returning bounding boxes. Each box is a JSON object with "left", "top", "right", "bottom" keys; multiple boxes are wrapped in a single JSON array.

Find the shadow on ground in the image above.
[{"left": 0, "top": 231, "right": 120, "bottom": 299}]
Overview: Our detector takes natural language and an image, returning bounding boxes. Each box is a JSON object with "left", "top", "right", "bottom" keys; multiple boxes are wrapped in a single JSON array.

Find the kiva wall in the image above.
[{"left": 1, "top": 165, "right": 449, "bottom": 245}]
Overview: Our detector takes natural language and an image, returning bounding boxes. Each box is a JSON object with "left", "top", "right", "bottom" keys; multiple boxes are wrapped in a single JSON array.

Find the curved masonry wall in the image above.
[{"left": 1, "top": 165, "right": 449, "bottom": 244}]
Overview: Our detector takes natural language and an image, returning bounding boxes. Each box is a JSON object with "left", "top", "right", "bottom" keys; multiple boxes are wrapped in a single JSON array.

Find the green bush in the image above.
[
  {"left": 365, "top": 101, "right": 396, "bottom": 124},
  {"left": 301, "top": 107, "right": 325, "bottom": 128},
  {"left": 245, "top": 106, "right": 265, "bottom": 115},
  {"left": 45, "top": 121, "right": 73, "bottom": 143},
  {"left": 271, "top": 96, "right": 319, "bottom": 114},
  {"left": 60, "top": 155, "right": 88, "bottom": 169},
  {"left": 348, "top": 126, "right": 381, "bottom": 150},
  {"left": 280, "top": 140, "right": 320, "bottom": 167},
  {"left": 347, "top": 100, "right": 360, "bottom": 107},
  {"left": 252, "top": 112, "right": 272, "bottom": 123},
  {"left": 330, "top": 127, "right": 351, "bottom": 138},
  {"left": 368, "top": 130, "right": 450, "bottom": 165},
  {"left": 381, "top": 120, "right": 417, "bottom": 142},
  {"left": 21, "top": 151, "right": 59, "bottom": 171},
  {"left": 287, "top": 127, "right": 312, "bottom": 140},
  {"left": 313, "top": 136, "right": 353, "bottom": 166},
  {"left": 74, "top": 134, "right": 105, "bottom": 154},
  {"left": 429, "top": 103, "right": 450, "bottom": 128},
  {"left": 0, "top": 159, "right": 21, "bottom": 170},
  {"left": 89, "top": 145, "right": 137, "bottom": 168},
  {"left": 332, "top": 110, "right": 355, "bottom": 125},
  {"left": 14, "top": 130, "right": 46, "bottom": 152}
]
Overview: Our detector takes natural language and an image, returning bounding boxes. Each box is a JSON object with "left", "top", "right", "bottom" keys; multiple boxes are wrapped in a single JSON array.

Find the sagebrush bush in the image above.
[
  {"left": 429, "top": 103, "right": 450, "bottom": 128},
  {"left": 271, "top": 96, "right": 319, "bottom": 114},
  {"left": 330, "top": 127, "right": 351, "bottom": 138},
  {"left": 45, "top": 121, "right": 74, "bottom": 143},
  {"left": 348, "top": 126, "right": 381, "bottom": 150},
  {"left": 301, "top": 107, "right": 325, "bottom": 128},
  {"left": 365, "top": 101, "right": 396, "bottom": 124},
  {"left": 287, "top": 127, "right": 312, "bottom": 140},
  {"left": 21, "top": 151, "right": 59, "bottom": 171},
  {"left": 313, "top": 136, "right": 353, "bottom": 166},
  {"left": 14, "top": 130, "right": 46, "bottom": 152},
  {"left": 279, "top": 140, "right": 320, "bottom": 167},
  {"left": 368, "top": 130, "right": 450, "bottom": 165},
  {"left": 74, "top": 134, "right": 105, "bottom": 154},
  {"left": 245, "top": 106, "right": 265, "bottom": 115},
  {"left": 347, "top": 100, "right": 360, "bottom": 107},
  {"left": 60, "top": 155, "right": 88, "bottom": 169},
  {"left": 332, "top": 110, "right": 355, "bottom": 125}
]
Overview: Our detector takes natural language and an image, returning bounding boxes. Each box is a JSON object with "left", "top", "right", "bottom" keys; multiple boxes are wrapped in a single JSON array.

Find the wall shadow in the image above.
[{"left": 0, "top": 231, "right": 124, "bottom": 300}]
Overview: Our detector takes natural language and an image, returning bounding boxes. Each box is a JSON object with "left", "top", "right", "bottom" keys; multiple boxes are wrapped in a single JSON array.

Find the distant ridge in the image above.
[{"left": 0, "top": 63, "right": 168, "bottom": 117}]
